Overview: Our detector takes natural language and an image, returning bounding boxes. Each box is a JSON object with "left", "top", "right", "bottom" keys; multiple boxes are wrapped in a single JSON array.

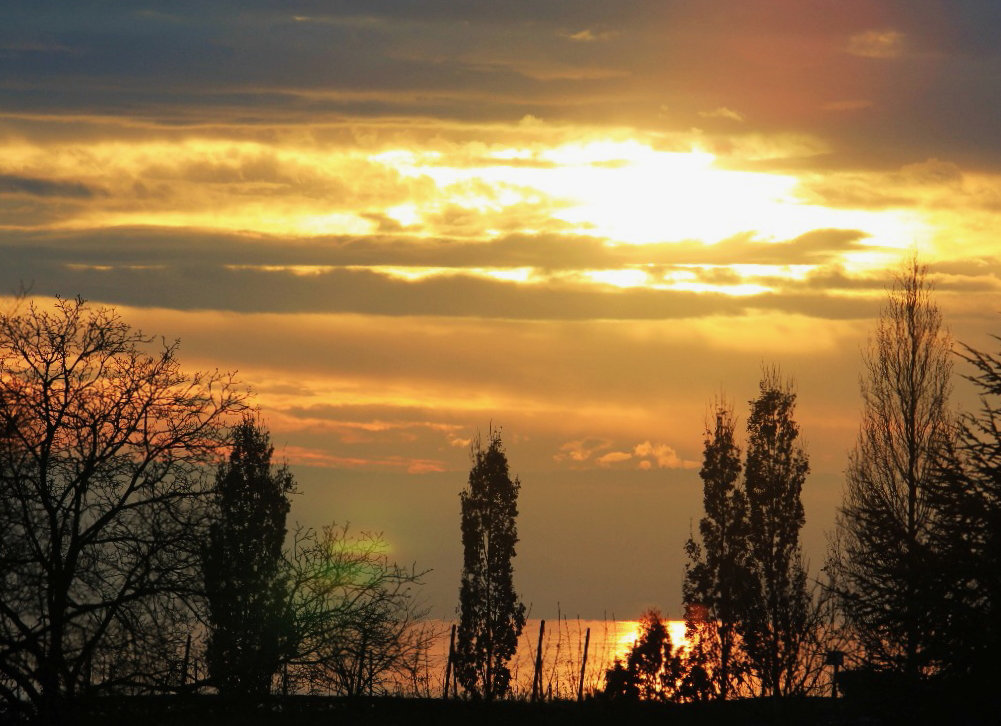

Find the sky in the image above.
[{"left": 3, "top": 1, "right": 1001, "bottom": 620}]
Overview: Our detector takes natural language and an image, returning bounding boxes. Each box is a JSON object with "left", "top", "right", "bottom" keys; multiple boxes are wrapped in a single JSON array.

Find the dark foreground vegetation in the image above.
[{"left": 20, "top": 688, "right": 1001, "bottom": 726}]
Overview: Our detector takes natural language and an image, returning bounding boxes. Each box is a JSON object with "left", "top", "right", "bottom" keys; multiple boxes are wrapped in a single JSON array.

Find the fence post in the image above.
[
  {"left": 443, "top": 623, "right": 456, "bottom": 699},
  {"left": 531, "top": 620, "right": 546, "bottom": 701},
  {"left": 577, "top": 627, "right": 590, "bottom": 703}
]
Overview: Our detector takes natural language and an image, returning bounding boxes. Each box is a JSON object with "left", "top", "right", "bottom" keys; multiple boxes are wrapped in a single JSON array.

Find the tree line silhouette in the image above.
[
  {"left": 600, "top": 259, "right": 1001, "bottom": 706},
  {"left": 3, "top": 257, "right": 1001, "bottom": 722},
  {"left": 0, "top": 298, "right": 429, "bottom": 723}
]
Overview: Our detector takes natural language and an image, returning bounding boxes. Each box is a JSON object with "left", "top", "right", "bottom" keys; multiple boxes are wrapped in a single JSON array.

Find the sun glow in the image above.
[
  {"left": 0, "top": 130, "right": 933, "bottom": 298},
  {"left": 586, "top": 269, "right": 649, "bottom": 288},
  {"left": 481, "top": 267, "right": 534, "bottom": 283},
  {"left": 544, "top": 144, "right": 798, "bottom": 244},
  {"left": 614, "top": 619, "right": 690, "bottom": 660},
  {"left": 368, "top": 138, "right": 924, "bottom": 254},
  {"left": 3, "top": 132, "right": 927, "bottom": 270}
]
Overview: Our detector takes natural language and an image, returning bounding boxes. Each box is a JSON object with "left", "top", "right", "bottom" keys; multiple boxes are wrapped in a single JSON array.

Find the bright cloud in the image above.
[{"left": 633, "top": 441, "right": 698, "bottom": 470}]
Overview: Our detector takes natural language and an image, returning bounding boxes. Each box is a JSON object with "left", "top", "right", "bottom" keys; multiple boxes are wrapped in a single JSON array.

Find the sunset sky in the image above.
[{"left": 3, "top": 1, "right": 1001, "bottom": 619}]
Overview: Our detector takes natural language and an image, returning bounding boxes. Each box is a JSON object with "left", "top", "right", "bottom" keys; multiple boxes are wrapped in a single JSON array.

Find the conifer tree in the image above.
[
  {"left": 683, "top": 399, "right": 752, "bottom": 700},
  {"left": 603, "top": 609, "right": 682, "bottom": 701},
  {"left": 454, "top": 428, "right": 526, "bottom": 700},
  {"left": 203, "top": 415, "right": 296, "bottom": 697},
  {"left": 740, "top": 370, "right": 810, "bottom": 697},
  {"left": 927, "top": 338, "right": 1001, "bottom": 681}
]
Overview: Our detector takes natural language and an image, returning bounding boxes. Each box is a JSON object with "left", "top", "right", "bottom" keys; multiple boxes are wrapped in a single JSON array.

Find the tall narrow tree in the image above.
[
  {"left": 203, "top": 415, "right": 296, "bottom": 698},
  {"left": 454, "top": 428, "right": 526, "bottom": 700},
  {"left": 829, "top": 260, "right": 952, "bottom": 676},
  {"left": 741, "top": 369, "right": 811, "bottom": 697},
  {"left": 683, "top": 399, "right": 751, "bottom": 700}
]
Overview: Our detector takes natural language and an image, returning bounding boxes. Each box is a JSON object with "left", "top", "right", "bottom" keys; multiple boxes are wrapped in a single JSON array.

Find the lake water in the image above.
[{"left": 417, "top": 617, "right": 687, "bottom": 700}]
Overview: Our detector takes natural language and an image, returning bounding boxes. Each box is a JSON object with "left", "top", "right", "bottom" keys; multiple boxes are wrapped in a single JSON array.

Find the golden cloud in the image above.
[
  {"left": 846, "top": 30, "right": 905, "bottom": 59},
  {"left": 698, "top": 107, "right": 745, "bottom": 123}
]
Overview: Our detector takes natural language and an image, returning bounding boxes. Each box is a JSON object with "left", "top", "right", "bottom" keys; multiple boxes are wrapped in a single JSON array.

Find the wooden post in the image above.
[
  {"left": 356, "top": 647, "right": 365, "bottom": 697},
  {"left": 577, "top": 627, "right": 590, "bottom": 703},
  {"left": 181, "top": 633, "right": 191, "bottom": 691},
  {"left": 825, "top": 650, "right": 844, "bottom": 699},
  {"left": 443, "top": 623, "right": 456, "bottom": 699},
  {"left": 532, "top": 620, "right": 545, "bottom": 702}
]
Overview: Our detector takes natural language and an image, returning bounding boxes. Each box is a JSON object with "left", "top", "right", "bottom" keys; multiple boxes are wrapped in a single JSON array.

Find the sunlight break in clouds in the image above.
[
  {"left": 0, "top": 129, "right": 927, "bottom": 289},
  {"left": 372, "top": 138, "right": 925, "bottom": 250}
]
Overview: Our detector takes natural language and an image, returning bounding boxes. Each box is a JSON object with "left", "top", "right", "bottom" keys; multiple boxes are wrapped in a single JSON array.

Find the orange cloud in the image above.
[
  {"left": 563, "top": 28, "right": 618, "bottom": 43},
  {"left": 699, "top": 107, "right": 745, "bottom": 123},
  {"left": 846, "top": 30, "right": 905, "bottom": 59},
  {"left": 595, "top": 450, "right": 633, "bottom": 466},
  {"left": 556, "top": 438, "right": 698, "bottom": 470},
  {"left": 632, "top": 441, "right": 698, "bottom": 470},
  {"left": 282, "top": 446, "right": 447, "bottom": 474},
  {"left": 554, "top": 437, "right": 613, "bottom": 464}
]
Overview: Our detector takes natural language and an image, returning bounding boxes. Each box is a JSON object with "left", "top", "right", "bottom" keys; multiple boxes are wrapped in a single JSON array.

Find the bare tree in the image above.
[
  {"left": 0, "top": 297, "right": 244, "bottom": 720},
  {"left": 829, "top": 260, "right": 952, "bottom": 676},
  {"left": 280, "top": 524, "right": 434, "bottom": 697}
]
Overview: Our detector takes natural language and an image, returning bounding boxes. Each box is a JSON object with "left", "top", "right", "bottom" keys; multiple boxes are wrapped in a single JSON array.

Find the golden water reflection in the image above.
[{"left": 427, "top": 617, "right": 687, "bottom": 700}]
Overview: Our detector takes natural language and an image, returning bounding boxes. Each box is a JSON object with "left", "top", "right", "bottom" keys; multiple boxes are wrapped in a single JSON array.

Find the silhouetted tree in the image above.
[
  {"left": 602, "top": 660, "right": 636, "bottom": 701},
  {"left": 740, "top": 369, "right": 811, "bottom": 697},
  {"left": 203, "top": 415, "right": 295, "bottom": 698},
  {"left": 683, "top": 399, "right": 752, "bottom": 700},
  {"left": 677, "top": 605, "right": 719, "bottom": 703},
  {"left": 0, "top": 297, "right": 243, "bottom": 721},
  {"left": 924, "top": 336, "right": 1001, "bottom": 682},
  {"left": 829, "top": 260, "right": 952, "bottom": 677},
  {"left": 602, "top": 609, "right": 682, "bottom": 701},
  {"left": 279, "top": 523, "right": 434, "bottom": 697},
  {"left": 454, "top": 428, "right": 526, "bottom": 700}
]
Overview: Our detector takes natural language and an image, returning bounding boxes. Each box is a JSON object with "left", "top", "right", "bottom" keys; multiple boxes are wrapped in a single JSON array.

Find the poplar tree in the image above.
[
  {"left": 454, "top": 429, "right": 526, "bottom": 700},
  {"left": 829, "top": 260, "right": 952, "bottom": 676},
  {"left": 740, "top": 370, "right": 810, "bottom": 697},
  {"left": 203, "top": 415, "right": 296, "bottom": 697},
  {"left": 683, "top": 399, "right": 751, "bottom": 700}
]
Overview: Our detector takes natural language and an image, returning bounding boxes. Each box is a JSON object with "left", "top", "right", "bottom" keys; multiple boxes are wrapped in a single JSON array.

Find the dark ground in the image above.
[{"left": 27, "top": 690, "right": 995, "bottom": 726}]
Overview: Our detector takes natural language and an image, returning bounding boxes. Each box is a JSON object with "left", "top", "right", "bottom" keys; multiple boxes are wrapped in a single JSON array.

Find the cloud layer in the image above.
[{"left": 4, "top": 0, "right": 1001, "bottom": 618}]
